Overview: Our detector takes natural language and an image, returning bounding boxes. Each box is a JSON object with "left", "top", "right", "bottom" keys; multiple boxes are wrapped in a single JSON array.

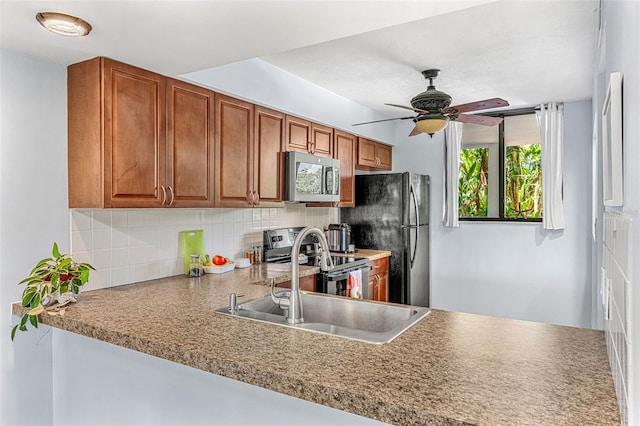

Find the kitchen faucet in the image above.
[{"left": 271, "top": 227, "right": 334, "bottom": 324}]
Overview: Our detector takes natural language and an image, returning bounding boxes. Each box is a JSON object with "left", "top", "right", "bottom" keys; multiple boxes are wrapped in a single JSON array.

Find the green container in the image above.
[{"left": 180, "top": 230, "right": 205, "bottom": 275}]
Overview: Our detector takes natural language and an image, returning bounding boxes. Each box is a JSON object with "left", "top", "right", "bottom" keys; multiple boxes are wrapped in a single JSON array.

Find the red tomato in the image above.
[{"left": 213, "top": 255, "right": 226, "bottom": 266}]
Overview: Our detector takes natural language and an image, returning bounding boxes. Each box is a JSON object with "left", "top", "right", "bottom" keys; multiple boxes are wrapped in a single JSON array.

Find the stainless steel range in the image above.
[{"left": 263, "top": 227, "right": 370, "bottom": 299}]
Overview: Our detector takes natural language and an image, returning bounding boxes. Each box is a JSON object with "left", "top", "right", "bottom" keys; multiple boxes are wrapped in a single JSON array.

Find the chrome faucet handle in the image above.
[
  {"left": 319, "top": 249, "right": 335, "bottom": 272},
  {"left": 229, "top": 293, "right": 245, "bottom": 314}
]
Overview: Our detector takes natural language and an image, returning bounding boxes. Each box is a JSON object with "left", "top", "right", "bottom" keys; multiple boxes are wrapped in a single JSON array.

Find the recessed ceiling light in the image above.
[{"left": 36, "top": 12, "right": 92, "bottom": 37}]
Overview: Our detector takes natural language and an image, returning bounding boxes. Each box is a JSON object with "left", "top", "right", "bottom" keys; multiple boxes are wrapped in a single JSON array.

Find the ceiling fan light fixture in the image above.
[
  {"left": 36, "top": 12, "right": 92, "bottom": 37},
  {"left": 415, "top": 115, "right": 449, "bottom": 137}
]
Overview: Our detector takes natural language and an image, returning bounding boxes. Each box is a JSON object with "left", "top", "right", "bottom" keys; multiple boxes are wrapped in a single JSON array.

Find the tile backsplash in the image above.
[{"left": 71, "top": 205, "right": 338, "bottom": 291}]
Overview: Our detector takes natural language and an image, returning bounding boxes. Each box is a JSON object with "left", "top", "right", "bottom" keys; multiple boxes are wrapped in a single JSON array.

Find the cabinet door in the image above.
[
  {"left": 254, "top": 106, "right": 285, "bottom": 206},
  {"left": 334, "top": 130, "right": 356, "bottom": 207},
  {"left": 311, "top": 123, "right": 333, "bottom": 157},
  {"left": 284, "top": 115, "right": 312, "bottom": 153},
  {"left": 103, "top": 58, "right": 166, "bottom": 207},
  {"left": 368, "top": 276, "right": 377, "bottom": 302},
  {"left": 356, "top": 137, "right": 378, "bottom": 168},
  {"left": 166, "top": 79, "right": 215, "bottom": 207},
  {"left": 276, "top": 274, "right": 316, "bottom": 292},
  {"left": 215, "top": 94, "right": 254, "bottom": 207},
  {"left": 377, "top": 143, "right": 393, "bottom": 170},
  {"left": 369, "top": 257, "right": 389, "bottom": 302}
]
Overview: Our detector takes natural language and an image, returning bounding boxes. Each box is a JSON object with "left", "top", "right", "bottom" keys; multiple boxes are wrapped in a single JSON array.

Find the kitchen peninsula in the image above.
[{"left": 13, "top": 264, "right": 619, "bottom": 425}]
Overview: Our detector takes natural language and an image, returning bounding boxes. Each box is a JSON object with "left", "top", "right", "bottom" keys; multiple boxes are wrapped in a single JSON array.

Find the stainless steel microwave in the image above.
[{"left": 285, "top": 151, "right": 340, "bottom": 203}]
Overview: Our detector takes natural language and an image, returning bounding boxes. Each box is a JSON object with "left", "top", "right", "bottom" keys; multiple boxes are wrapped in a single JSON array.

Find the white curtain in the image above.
[
  {"left": 537, "top": 102, "right": 566, "bottom": 230},
  {"left": 443, "top": 121, "right": 463, "bottom": 227}
]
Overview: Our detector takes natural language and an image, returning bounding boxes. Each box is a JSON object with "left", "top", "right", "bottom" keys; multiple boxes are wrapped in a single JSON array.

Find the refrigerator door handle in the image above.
[{"left": 410, "top": 184, "right": 419, "bottom": 267}]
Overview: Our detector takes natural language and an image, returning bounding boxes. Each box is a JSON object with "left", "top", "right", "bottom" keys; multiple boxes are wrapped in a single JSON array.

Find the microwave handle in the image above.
[
  {"left": 324, "top": 167, "right": 333, "bottom": 195},
  {"left": 324, "top": 166, "right": 339, "bottom": 195}
]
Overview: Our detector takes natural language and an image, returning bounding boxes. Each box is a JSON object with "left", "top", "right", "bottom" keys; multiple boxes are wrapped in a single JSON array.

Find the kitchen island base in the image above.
[{"left": 53, "top": 328, "right": 388, "bottom": 426}]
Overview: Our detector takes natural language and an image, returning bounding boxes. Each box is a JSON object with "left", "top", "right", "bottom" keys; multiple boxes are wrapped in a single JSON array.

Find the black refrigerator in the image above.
[{"left": 340, "top": 173, "right": 430, "bottom": 307}]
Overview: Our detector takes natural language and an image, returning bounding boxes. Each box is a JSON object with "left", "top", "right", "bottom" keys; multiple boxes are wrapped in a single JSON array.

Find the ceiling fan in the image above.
[{"left": 353, "top": 69, "right": 509, "bottom": 137}]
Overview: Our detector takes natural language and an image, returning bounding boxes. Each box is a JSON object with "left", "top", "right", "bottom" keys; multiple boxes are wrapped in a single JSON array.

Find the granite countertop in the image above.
[
  {"left": 13, "top": 263, "right": 619, "bottom": 425},
  {"left": 339, "top": 248, "right": 392, "bottom": 261}
]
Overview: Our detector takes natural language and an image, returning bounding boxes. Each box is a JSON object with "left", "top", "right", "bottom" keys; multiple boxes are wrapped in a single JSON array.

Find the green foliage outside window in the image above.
[
  {"left": 458, "top": 144, "right": 542, "bottom": 220},
  {"left": 459, "top": 147, "right": 488, "bottom": 217},
  {"left": 505, "top": 144, "right": 542, "bottom": 218}
]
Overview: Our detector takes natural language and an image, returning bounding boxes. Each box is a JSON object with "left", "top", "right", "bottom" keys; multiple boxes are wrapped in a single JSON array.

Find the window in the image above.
[{"left": 458, "top": 109, "right": 542, "bottom": 221}]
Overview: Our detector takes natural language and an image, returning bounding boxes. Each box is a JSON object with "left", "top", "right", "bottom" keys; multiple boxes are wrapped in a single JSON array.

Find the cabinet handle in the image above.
[
  {"left": 160, "top": 186, "right": 167, "bottom": 205},
  {"left": 253, "top": 191, "right": 260, "bottom": 206},
  {"left": 168, "top": 186, "right": 175, "bottom": 206}
]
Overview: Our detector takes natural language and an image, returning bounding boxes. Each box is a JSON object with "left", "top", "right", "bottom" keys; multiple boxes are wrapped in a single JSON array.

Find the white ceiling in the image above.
[{"left": 1, "top": 0, "right": 598, "bottom": 117}]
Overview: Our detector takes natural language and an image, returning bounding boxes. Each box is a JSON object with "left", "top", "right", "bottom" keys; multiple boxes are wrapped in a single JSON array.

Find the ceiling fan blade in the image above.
[
  {"left": 409, "top": 126, "right": 422, "bottom": 137},
  {"left": 385, "top": 103, "right": 430, "bottom": 115},
  {"left": 352, "top": 116, "right": 415, "bottom": 126},
  {"left": 448, "top": 98, "right": 509, "bottom": 114},
  {"left": 453, "top": 114, "right": 503, "bottom": 126}
]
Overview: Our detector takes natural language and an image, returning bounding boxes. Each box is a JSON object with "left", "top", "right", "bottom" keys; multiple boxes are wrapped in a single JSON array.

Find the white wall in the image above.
[
  {"left": 392, "top": 100, "right": 593, "bottom": 329},
  {"left": 595, "top": 1, "right": 640, "bottom": 424},
  {"left": 182, "top": 58, "right": 396, "bottom": 145},
  {"left": 0, "top": 49, "right": 69, "bottom": 426}
]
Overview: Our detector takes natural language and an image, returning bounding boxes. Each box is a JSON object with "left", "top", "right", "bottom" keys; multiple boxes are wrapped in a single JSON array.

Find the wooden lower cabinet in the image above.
[
  {"left": 368, "top": 257, "right": 389, "bottom": 302},
  {"left": 276, "top": 274, "right": 316, "bottom": 292}
]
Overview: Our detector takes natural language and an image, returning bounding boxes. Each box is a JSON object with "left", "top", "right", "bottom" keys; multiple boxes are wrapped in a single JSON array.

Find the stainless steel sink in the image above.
[{"left": 215, "top": 292, "right": 430, "bottom": 344}]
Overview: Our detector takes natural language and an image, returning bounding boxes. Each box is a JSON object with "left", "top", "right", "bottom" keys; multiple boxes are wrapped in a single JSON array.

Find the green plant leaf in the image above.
[
  {"left": 22, "top": 291, "right": 36, "bottom": 307},
  {"left": 34, "top": 257, "right": 53, "bottom": 269},
  {"left": 60, "top": 283, "right": 69, "bottom": 295},
  {"left": 80, "top": 269, "right": 90, "bottom": 283},
  {"left": 11, "top": 325, "right": 18, "bottom": 341},
  {"left": 19, "top": 325, "right": 27, "bottom": 332},
  {"left": 71, "top": 284, "right": 80, "bottom": 294},
  {"left": 20, "top": 313, "right": 28, "bottom": 327},
  {"left": 32, "top": 293, "right": 41, "bottom": 309},
  {"left": 29, "top": 315, "right": 38, "bottom": 328},
  {"left": 52, "top": 242, "right": 60, "bottom": 259}
]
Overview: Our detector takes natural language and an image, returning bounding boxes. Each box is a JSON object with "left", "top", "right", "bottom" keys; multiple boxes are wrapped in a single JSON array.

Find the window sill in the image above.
[{"left": 459, "top": 218, "right": 542, "bottom": 224}]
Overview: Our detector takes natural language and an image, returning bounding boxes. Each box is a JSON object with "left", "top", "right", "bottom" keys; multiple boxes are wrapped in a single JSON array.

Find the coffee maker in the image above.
[{"left": 325, "top": 223, "right": 354, "bottom": 253}]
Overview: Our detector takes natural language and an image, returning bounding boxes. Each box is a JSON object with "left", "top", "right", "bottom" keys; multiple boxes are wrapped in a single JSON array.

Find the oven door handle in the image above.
[{"left": 326, "top": 265, "right": 371, "bottom": 282}]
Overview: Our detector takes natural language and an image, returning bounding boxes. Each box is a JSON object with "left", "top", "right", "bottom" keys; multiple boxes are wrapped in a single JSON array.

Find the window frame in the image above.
[{"left": 459, "top": 107, "right": 542, "bottom": 223}]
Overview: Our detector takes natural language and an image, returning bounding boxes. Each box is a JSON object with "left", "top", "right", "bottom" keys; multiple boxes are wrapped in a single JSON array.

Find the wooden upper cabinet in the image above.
[
  {"left": 284, "top": 115, "right": 312, "bottom": 153},
  {"left": 376, "top": 143, "right": 392, "bottom": 170},
  {"left": 284, "top": 115, "right": 333, "bottom": 157},
  {"left": 356, "top": 137, "right": 392, "bottom": 171},
  {"left": 254, "top": 106, "right": 285, "bottom": 206},
  {"left": 311, "top": 123, "right": 333, "bottom": 157},
  {"left": 68, "top": 57, "right": 215, "bottom": 208},
  {"left": 215, "top": 100, "right": 284, "bottom": 208},
  {"left": 215, "top": 94, "right": 255, "bottom": 207},
  {"left": 334, "top": 130, "right": 356, "bottom": 208},
  {"left": 166, "top": 78, "right": 215, "bottom": 207},
  {"left": 69, "top": 57, "right": 165, "bottom": 208}
]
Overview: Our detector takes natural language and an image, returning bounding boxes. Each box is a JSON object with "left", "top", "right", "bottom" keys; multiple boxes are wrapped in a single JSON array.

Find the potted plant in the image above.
[{"left": 11, "top": 242, "right": 95, "bottom": 340}]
